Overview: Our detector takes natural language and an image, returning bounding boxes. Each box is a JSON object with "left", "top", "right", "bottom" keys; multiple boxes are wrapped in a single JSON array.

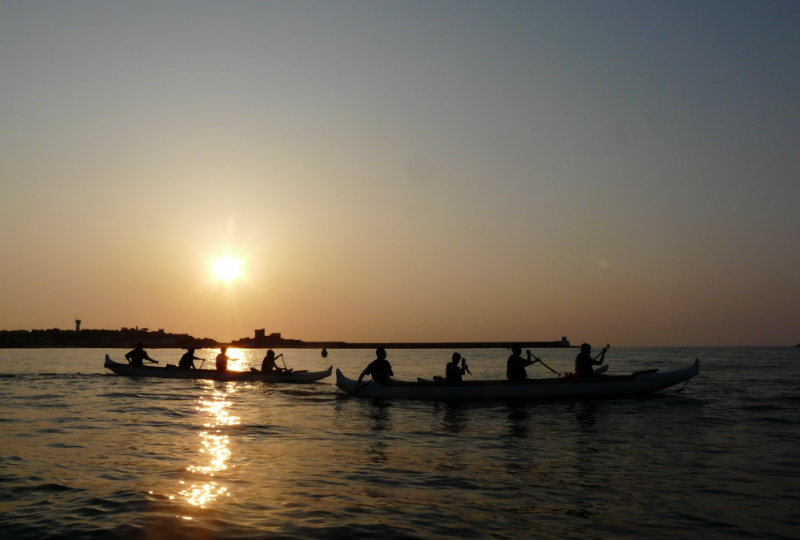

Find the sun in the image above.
[{"left": 212, "top": 255, "right": 242, "bottom": 283}]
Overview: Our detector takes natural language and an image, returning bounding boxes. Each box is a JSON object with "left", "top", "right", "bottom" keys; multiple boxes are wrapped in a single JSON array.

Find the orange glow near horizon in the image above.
[{"left": 3, "top": 4, "right": 800, "bottom": 348}]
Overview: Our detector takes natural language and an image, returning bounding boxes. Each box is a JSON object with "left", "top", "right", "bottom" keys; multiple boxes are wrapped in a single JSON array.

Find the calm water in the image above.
[{"left": 0, "top": 347, "right": 798, "bottom": 539}]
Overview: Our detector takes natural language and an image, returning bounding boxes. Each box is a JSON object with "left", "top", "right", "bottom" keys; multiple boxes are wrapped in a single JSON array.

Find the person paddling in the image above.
[
  {"left": 125, "top": 342, "right": 158, "bottom": 367},
  {"left": 261, "top": 349, "right": 288, "bottom": 373},
  {"left": 574, "top": 343, "right": 609, "bottom": 377},
  {"left": 506, "top": 344, "right": 535, "bottom": 380},
  {"left": 215, "top": 346, "right": 230, "bottom": 373},
  {"left": 178, "top": 348, "right": 204, "bottom": 370},
  {"left": 446, "top": 352, "right": 469, "bottom": 382},
  {"left": 356, "top": 347, "right": 394, "bottom": 387}
]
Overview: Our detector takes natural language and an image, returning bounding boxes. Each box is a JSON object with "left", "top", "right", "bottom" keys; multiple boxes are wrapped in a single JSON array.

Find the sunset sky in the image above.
[{"left": 2, "top": 1, "right": 798, "bottom": 346}]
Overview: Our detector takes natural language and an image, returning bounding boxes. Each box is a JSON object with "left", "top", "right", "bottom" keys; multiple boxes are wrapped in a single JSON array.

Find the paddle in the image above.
[
  {"left": 126, "top": 354, "right": 158, "bottom": 365},
  {"left": 352, "top": 375, "right": 367, "bottom": 394},
  {"left": 461, "top": 356, "right": 471, "bottom": 376},
  {"left": 276, "top": 353, "right": 293, "bottom": 373},
  {"left": 353, "top": 367, "right": 375, "bottom": 394},
  {"left": 593, "top": 345, "right": 610, "bottom": 374},
  {"left": 526, "top": 349, "right": 558, "bottom": 375}
]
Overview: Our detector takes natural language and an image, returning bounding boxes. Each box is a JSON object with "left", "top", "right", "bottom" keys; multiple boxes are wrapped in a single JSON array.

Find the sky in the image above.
[{"left": 1, "top": 1, "right": 798, "bottom": 346}]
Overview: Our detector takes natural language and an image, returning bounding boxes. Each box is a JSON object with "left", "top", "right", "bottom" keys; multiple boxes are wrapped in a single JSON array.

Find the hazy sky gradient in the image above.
[{"left": 2, "top": 1, "right": 798, "bottom": 345}]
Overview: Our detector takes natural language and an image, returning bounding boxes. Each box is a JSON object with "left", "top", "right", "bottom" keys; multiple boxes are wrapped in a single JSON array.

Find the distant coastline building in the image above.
[
  {"left": 254, "top": 329, "right": 284, "bottom": 347},
  {"left": 75, "top": 319, "right": 81, "bottom": 332},
  {"left": 230, "top": 329, "right": 303, "bottom": 348}
]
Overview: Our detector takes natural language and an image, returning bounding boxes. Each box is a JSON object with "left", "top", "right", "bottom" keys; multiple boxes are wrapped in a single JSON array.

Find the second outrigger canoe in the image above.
[
  {"left": 104, "top": 355, "right": 332, "bottom": 383},
  {"left": 336, "top": 359, "right": 699, "bottom": 400}
]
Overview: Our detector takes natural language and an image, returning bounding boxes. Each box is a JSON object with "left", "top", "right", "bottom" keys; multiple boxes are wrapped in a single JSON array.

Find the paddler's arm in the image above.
[
  {"left": 355, "top": 367, "right": 371, "bottom": 389},
  {"left": 525, "top": 350, "right": 539, "bottom": 366},
  {"left": 594, "top": 344, "right": 610, "bottom": 364}
]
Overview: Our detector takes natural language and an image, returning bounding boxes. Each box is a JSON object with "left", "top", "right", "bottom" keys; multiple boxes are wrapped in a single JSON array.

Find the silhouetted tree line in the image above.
[{"left": 0, "top": 328, "right": 219, "bottom": 348}]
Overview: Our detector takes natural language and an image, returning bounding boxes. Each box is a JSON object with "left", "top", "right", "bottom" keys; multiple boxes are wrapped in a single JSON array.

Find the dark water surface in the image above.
[{"left": 1, "top": 347, "right": 797, "bottom": 539}]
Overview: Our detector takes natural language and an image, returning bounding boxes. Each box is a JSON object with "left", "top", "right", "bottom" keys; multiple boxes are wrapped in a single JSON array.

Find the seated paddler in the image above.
[
  {"left": 446, "top": 352, "right": 469, "bottom": 382},
  {"left": 574, "top": 343, "right": 609, "bottom": 377},
  {"left": 178, "top": 348, "right": 203, "bottom": 369},
  {"left": 356, "top": 347, "right": 394, "bottom": 386},
  {"left": 125, "top": 342, "right": 158, "bottom": 367},
  {"left": 506, "top": 344, "right": 535, "bottom": 380},
  {"left": 261, "top": 349, "right": 287, "bottom": 373},
  {"left": 215, "top": 346, "right": 230, "bottom": 373}
]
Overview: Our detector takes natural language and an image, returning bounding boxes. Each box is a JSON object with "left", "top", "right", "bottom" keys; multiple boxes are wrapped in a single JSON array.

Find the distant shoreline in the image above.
[
  {"left": 286, "top": 341, "right": 575, "bottom": 350},
  {"left": 0, "top": 341, "right": 575, "bottom": 350},
  {"left": 0, "top": 328, "right": 574, "bottom": 349}
]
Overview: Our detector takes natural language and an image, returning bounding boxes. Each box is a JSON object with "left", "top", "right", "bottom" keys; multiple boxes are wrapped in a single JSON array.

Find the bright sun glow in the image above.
[{"left": 212, "top": 255, "right": 242, "bottom": 282}]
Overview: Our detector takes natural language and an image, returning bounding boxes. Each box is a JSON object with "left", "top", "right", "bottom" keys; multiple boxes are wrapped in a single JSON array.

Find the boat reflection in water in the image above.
[{"left": 176, "top": 381, "right": 240, "bottom": 512}]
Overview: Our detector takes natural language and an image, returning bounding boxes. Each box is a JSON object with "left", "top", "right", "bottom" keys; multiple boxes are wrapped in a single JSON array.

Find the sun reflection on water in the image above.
[
  {"left": 176, "top": 381, "right": 240, "bottom": 511},
  {"left": 207, "top": 347, "right": 248, "bottom": 372},
  {"left": 222, "top": 347, "right": 247, "bottom": 372}
]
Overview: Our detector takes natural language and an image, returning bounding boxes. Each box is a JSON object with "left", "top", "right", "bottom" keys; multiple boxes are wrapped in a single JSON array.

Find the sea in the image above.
[{"left": 0, "top": 347, "right": 797, "bottom": 540}]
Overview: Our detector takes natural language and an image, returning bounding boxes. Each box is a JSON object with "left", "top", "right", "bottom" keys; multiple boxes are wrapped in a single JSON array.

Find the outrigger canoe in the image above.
[
  {"left": 104, "top": 355, "right": 332, "bottom": 383},
  {"left": 336, "top": 359, "right": 699, "bottom": 400},
  {"left": 417, "top": 363, "right": 610, "bottom": 383}
]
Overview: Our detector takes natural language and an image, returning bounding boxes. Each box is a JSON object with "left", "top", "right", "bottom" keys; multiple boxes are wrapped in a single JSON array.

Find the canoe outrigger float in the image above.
[
  {"left": 104, "top": 355, "right": 332, "bottom": 383},
  {"left": 336, "top": 359, "right": 699, "bottom": 400}
]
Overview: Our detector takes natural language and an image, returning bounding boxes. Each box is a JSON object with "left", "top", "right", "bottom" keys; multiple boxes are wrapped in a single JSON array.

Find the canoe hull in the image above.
[
  {"left": 104, "top": 355, "right": 332, "bottom": 383},
  {"left": 336, "top": 359, "right": 699, "bottom": 400}
]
